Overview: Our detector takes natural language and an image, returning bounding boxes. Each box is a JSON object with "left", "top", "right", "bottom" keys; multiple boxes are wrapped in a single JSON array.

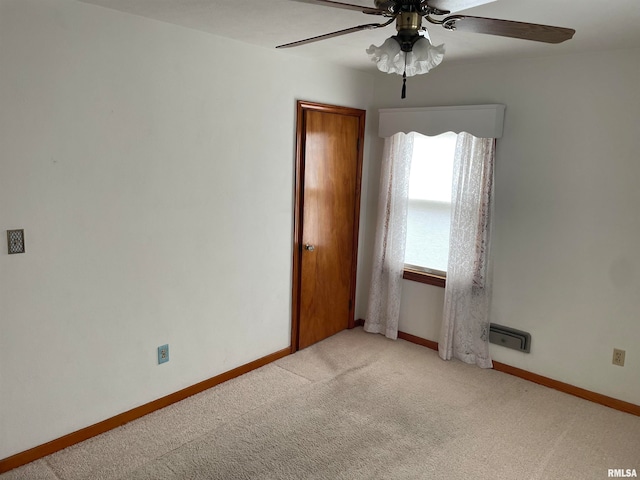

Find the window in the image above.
[{"left": 404, "top": 132, "right": 457, "bottom": 281}]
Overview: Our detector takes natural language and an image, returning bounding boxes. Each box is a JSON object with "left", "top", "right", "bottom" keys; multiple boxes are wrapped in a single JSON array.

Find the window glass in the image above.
[{"left": 404, "top": 132, "right": 457, "bottom": 274}]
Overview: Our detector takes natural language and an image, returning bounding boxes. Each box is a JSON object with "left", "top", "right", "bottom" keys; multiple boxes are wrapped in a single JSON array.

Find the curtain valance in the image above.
[{"left": 378, "top": 104, "right": 505, "bottom": 139}]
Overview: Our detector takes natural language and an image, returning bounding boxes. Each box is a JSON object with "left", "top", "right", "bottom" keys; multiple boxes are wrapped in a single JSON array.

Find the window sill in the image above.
[{"left": 402, "top": 268, "right": 446, "bottom": 288}]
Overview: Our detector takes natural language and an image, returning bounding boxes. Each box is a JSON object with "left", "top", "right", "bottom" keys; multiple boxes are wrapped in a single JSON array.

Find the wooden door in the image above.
[{"left": 292, "top": 101, "right": 365, "bottom": 351}]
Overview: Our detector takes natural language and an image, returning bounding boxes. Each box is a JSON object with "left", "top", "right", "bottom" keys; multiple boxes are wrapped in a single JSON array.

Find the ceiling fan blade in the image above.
[
  {"left": 425, "top": 0, "right": 496, "bottom": 14},
  {"left": 442, "top": 15, "right": 575, "bottom": 43},
  {"left": 288, "top": 0, "right": 386, "bottom": 15},
  {"left": 276, "top": 22, "right": 389, "bottom": 49}
]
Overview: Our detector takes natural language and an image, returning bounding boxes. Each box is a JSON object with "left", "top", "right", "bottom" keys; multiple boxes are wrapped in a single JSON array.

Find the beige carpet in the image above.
[{"left": 3, "top": 328, "right": 639, "bottom": 479}]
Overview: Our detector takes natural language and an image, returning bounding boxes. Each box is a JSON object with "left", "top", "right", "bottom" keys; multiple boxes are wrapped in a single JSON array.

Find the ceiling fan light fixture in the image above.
[
  {"left": 406, "top": 36, "right": 445, "bottom": 76},
  {"left": 366, "top": 35, "right": 445, "bottom": 77},
  {"left": 366, "top": 37, "right": 402, "bottom": 74},
  {"left": 279, "top": 0, "right": 574, "bottom": 98}
]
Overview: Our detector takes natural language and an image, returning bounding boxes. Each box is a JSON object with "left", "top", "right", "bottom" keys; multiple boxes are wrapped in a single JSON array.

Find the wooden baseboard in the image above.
[
  {"left": 491, "top": 360, "right": 640, "bottom": 416},
  {"left": 0, "top": 347, "right": 290, "bottom": 474},
  {"left": 354, "top": 320, "right": 439, "bottom": 350},
  {"left": 397, "top": 331, "right": 439, "bottom": 351},
  {"left": 392, "top": 328, "right": 640, "bottom": 417}
]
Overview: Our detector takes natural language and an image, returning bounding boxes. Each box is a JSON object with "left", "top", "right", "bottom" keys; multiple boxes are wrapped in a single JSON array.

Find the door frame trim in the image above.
[{"left": 291, "top": 100, "right": 366, "bottom": 353}]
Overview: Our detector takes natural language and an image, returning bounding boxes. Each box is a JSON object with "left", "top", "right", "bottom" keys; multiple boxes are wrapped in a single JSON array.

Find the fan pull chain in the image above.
[
  {"left": 402, "top": 71, "right": 407, "bottom": 99},
  {"left": 401, "top": 52, "right": 407, "bottom": 99}
]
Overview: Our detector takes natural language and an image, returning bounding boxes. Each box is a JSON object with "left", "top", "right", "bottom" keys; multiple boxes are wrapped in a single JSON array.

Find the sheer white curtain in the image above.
[
  {"left": 364, "top": 133, "right": 414, "bottom": 340},
  {"left": 439, "top": 132, "right": 495, "bottom": 368}
]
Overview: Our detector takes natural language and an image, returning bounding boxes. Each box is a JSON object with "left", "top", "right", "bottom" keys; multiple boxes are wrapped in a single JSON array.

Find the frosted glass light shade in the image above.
[
  {"left": 366, "top": 36, "right": 445, "bottom": 77},
  {"left": 366, "top": 37, "right": 402, "bottom": 74},
  {"left": 407, "top": 36, "right": 445, "bottom": 76}
]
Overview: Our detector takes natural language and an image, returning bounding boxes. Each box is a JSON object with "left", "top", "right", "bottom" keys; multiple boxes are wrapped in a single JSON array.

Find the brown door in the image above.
[{"left": 292, "top": 101, "right": 365, "bottom": 351}]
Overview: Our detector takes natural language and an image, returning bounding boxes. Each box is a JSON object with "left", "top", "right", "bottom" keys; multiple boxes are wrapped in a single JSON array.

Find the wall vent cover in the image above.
[{"left": 489, "top": 323, "right": 531, "bottom": 353}]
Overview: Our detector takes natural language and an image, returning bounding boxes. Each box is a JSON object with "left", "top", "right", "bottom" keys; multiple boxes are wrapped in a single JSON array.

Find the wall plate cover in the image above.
[
  {"left": 7, "top": 229, "right": 25, "bottom": 254},
  {"left": 612, "top": 348, "right": 625, "bottom": 367},
  {"left": 158, "top": 344, "right": 169, "bottom": 364}
]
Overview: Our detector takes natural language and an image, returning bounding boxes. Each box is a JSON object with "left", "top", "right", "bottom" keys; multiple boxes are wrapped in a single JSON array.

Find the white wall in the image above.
[
  {"left": 0, "top": 0, "right": 374, "bottom": 458},
  {"left": 364, "top": 48, "right": 640, "bottom": 405}
]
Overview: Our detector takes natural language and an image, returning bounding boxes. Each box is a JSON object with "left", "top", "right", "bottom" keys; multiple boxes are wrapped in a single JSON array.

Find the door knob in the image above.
[{"left": 304, "top": 244, "right": 315, "bottom": 252}]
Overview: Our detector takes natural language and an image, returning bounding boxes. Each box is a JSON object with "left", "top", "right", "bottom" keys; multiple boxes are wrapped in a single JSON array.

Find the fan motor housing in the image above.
[
  {"left": 396, "top": 11, "right": 422, "bottom": 32},
  {"left": 375, "top": 0, "right": 423, "bottom": 12},
  {"left": 394, "top": 11, "right": 422, "bottom": 51}
]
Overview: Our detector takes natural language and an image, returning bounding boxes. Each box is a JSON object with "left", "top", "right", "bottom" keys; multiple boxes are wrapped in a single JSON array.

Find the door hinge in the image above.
[{"left": 349, "top": 299, "right": 353, "bottom": 310}]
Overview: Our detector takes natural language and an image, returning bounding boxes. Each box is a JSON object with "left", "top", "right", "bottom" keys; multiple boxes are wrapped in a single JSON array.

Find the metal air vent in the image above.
[{"left": 489, "top": 323, "right": 531, "bottom": 353}]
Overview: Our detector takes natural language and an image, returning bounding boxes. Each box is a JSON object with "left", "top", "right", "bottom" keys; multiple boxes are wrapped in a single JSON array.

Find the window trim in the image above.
[{"left": 403, "top": 265, "right": 446, "bottom": 288}]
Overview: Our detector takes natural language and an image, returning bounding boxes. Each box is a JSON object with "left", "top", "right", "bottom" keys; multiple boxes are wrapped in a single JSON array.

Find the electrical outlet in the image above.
[
  {"left": 158, "top": 344, "right": 169, "bottom": 364},
  {"left": 612, "top": 348, "right": 625, "bottom": 367}
]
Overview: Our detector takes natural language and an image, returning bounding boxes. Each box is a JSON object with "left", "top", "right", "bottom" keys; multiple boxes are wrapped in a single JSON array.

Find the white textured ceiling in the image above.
[{"left": 78, "top": 0, "right": 640, "bottom": 71}]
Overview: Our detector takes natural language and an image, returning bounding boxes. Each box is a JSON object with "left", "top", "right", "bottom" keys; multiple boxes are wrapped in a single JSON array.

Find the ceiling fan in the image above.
[{"left": 276, "top": 0, "right": 575, "bottom": 97}]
